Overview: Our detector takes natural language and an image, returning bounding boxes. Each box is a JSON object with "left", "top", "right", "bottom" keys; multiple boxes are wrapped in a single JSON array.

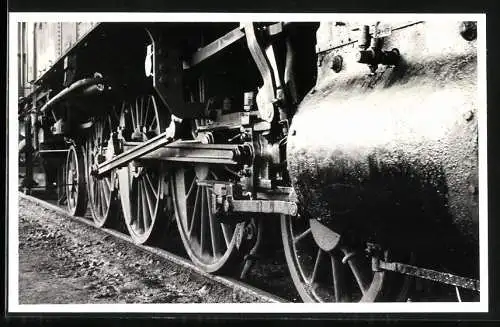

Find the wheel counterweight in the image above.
[{"left": 281, "top": 215, "right": 411, "bottom": 302}]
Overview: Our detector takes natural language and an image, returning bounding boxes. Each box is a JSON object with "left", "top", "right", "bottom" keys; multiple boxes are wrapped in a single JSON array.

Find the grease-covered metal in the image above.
[{"left": 287, "top": 21, "right": 478, "bottom": 277}]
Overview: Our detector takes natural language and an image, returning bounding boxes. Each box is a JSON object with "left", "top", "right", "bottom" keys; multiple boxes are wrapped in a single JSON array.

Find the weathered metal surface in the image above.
[
  {"left": 377, "top": 260, "right": 480, "bottom": 291},
  {"left": 287, "top": 21, "right": 478, "bottom": 276},
  {"left": 27, "top": 22, "right": 99, "bottom": 82},
  {"left": 315, "top": 21, "right": 422, "bottom": 54},
  {"left": 230, "top": 199, "right": 298, "bottom": 216}
]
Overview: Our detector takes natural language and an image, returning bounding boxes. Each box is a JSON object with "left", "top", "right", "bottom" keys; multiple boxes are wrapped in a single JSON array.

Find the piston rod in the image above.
[
  {"left": 139, "top": 141, "right": 249, "bottom": 165},
  {"left": 96, "top": 132, "right": 173, "bottom": 176},
  {"left": 96, "top": 136, "right": 251, "bottom": 176}
]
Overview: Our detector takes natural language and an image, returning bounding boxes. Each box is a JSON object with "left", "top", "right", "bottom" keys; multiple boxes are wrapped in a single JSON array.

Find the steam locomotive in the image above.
[{"left": 17, "top": 19, "right": 480, "bottom": 302}]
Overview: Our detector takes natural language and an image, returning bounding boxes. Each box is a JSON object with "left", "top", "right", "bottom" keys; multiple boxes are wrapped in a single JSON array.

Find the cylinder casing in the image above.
[{"left": 287, "top": 21, "right": 479, "bottom": 276}]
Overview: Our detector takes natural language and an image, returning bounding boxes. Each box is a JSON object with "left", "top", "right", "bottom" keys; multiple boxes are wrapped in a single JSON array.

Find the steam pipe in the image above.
[{"left": 39, "top": 74, "right": 104, "bottom": 114}]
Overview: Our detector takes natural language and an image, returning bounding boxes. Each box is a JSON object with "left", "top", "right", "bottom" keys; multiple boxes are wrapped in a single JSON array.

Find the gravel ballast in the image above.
[{"left": 18, "top": 196, "right": 273, "bottom": 304}]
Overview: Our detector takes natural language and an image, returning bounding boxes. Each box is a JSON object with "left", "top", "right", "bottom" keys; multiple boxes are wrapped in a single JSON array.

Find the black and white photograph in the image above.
[{"left": 7, "top": 13, "right": 487, "bottom": 313}]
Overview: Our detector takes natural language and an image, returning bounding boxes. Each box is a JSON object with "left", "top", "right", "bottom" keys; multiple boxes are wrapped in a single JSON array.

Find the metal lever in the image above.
[{"left": 373, "top": 258, "right": 480, "bottom": 291}]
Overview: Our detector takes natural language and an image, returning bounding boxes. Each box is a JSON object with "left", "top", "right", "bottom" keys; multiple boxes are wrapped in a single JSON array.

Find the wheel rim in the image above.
[
  {"left": 172, "top": 165, "right": 244, "bottom": 273},
  {"left": 126, "top": 166, "right": 167, "bottom": 243},
  {"left": 281, "top": 215, "right": 403, "bottom": 302},
  {"left": 65, "top": 145, "right": 87, "bottom": 216},
  {"left": 119, "top": 94, "right": 170, "bottom": 244},
  {"left": 86, "top": 115, "right": 117, "bottom": 227}
]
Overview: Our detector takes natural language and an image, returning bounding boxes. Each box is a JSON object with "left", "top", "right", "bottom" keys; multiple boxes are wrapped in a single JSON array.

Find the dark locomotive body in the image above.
[
  {"left": 17, "top": 19, "right": 481, "bottom": 302},
  {"left": 288, "top": 21, "right": 479, "bottom": 277}
]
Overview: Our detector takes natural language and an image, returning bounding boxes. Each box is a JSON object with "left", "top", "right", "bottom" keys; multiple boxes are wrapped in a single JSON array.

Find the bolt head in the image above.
[
  {"left": 355, "top": 51, "right": 363, "bottom": 63},
  {"left": 223, "top": 199, "right": 230, "bottom": 212},
  {"left": 464, "top": 110, "right": 474, "bottom": 121},
  {"left": 330, "top": 55, "right": 343, "bottom": 73},
  {"left": 460, "top": 21, "right": 477, "bottom": 41}
]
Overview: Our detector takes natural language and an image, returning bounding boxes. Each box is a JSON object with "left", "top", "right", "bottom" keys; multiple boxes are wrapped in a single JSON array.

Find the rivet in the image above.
[
  {"left": 330, "top": 55, "right": 343, "bottom": 73},
  {"left": 464, "top": 110, "right": 474, "bottom": 121},
  {"left": 460, "top": 21, "right": 477, "bottom": 41}
]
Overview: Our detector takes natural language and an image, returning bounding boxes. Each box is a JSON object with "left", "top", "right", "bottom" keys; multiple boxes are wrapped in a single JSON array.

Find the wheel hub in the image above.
[
  {"left": 130, "top": 162, "right": 143, "bottom": 178},
  {"left": 96, "top": 153, "right": 106, "bottom": 164},
  {"left": 131, "top": 127, "right": 146, "bottom": 141}
]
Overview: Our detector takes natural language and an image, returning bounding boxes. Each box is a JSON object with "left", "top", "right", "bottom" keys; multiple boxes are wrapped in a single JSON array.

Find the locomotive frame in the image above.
[{"left": 10, "top": 13, "right": 488, "bottom": 310}]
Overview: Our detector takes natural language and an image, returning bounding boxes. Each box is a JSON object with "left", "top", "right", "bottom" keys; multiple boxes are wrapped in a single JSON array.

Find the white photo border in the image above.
[{"left": 7, "top": 12, "right": 488, "bottom": 313}]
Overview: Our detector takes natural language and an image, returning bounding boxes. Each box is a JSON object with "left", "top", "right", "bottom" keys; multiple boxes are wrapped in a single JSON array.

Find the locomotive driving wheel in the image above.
[
  {"left": 85, "top": 114, "right": 118, "bottom": 227},
  {"left": 117, "top": 94, "right": 172, "bottom": 245},
  {"left": 172, "top": 165, "right": 246, "bottom": 274},
  {"left": 65, "top": 145, "right": 87, "bottom": 216},
  {"left": 281, "top": 216, "right": 411, "bottom": 302}
]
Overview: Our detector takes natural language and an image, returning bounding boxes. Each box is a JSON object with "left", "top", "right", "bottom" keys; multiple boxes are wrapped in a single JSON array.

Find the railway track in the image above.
[
  {"left": 18, "top": 191, "right": 296, "bottom": 303},
  {"left": 16, "top": 20, "right": 481, "bottom": 305}
]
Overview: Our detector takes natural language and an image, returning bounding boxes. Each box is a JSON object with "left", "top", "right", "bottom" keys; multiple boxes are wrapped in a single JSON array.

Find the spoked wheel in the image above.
[
  {"left": 124, "top": 165, "right": 170, "bottom": 244},
  {"left": 172, "top": 165, "right": 246, "bottom": 273},
  {"left": 85, "top": 114, "right": 118, "bottom": 227},
  {"left": 281, "top": 215, "right": 411, "bottom": 302},
  {"left": 65, "top": 145, "right": 87, "bottom": 216},
  {"left": 118, "top": 94, "right": 171, "bottom": 245}
]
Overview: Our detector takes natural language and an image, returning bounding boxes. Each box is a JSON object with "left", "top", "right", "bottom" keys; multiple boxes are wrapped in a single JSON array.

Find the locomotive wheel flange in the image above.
[
  {"left": 281, "top": 215, "right": 411, "bottom": 302},
  {"left": 172, "top": 165, "right": 247, "bottom": 274},
  {"left": 65, "top": 144, "right": 88, "bottom": 216},
  {"left": 117, "top": 93, "right": 173, "bottom": 245}
]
